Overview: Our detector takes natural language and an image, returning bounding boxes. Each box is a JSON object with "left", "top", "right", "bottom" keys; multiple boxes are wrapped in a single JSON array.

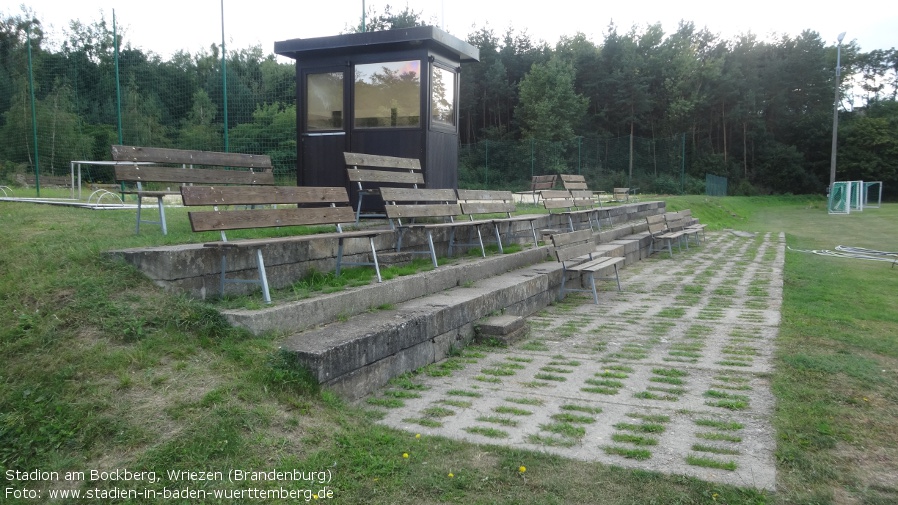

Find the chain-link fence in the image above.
[
  {"left": 459, "top": 134, "right": 701, "bottom": 195},
  {"left": 2, "top": 13, "right": 712, "bottom": 198},
  {"left": 0, "top": 13, "right": 296, "bottom": 195}
]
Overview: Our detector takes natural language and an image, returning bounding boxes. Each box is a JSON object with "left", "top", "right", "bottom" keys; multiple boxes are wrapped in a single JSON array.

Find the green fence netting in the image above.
[{"left": 459, "top": 134, "right": 688, "bottom": 194}]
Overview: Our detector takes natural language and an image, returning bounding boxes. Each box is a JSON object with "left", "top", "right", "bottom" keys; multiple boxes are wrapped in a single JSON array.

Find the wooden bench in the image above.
[
  {"left": 344, "top": 152, "right": 424, "bottom": 222},
  {"left": 528, "top": 174, "right": 558, "bottom": 204},
  {"left": 111, "top": 145, "right": 274, "bottom": 235},
  {"left": 612, "top": 187, "right": 630, "bottom": 203},
  {"left": 456, "top": 189, "right": 541, "bottom": 251},
  {"left": 549, "top": 229, "right": 624, "bottom": 304},
  {"left": 664, "top": 212, "right": 701, "bottom": 248},
  {"left": 678, "top": 209, "right": 707, "bottom": 242},
  {"left": 561, "top": 173, "right": 607, "bottom": 224},
  {"left": 645, "top": 214, "right": 685, "bottom": 258},
  {"left": 540, "top": 190, "right": 601, "bottom": 232},
  {"left": 180, "top": 185, "right": 391, "bottom": 304},
  {"left": 380, "top": 187, "right": 486, "bottom": 266}
]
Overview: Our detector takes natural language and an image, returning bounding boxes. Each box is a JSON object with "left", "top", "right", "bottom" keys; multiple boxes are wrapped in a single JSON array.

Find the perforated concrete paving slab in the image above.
[{"left": 368, "top": 231, "right": 784, "bottom": 491}]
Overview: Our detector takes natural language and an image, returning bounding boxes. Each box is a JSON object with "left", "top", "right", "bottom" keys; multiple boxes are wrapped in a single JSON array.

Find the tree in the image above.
[
  {"left": 347, "top": 4, "right": 428, "bottom": 33},
  {"left": 515, "top": 57, "right": 587, "bottom": 141}
]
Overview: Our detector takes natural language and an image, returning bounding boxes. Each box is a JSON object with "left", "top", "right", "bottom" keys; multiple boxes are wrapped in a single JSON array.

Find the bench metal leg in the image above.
[
  {"left": 369, "top": 237, "right": 383, "bottom": 283},
  {"left": 586, "top": 272, "right": 599, "bottom": 304},
  {"left": 336, "top": 239, "right": 345, "bottom": 275},
  {"left": 559, "top": 266, "right": 569, "bottom": 301},
  {"left": 396, "top": 228, "right": 405, "bottom": 252},
  {"left": 448, "top": 228, "right": 456, "bottom": 256},
  {"left": 157, "top": 197, "right": 167, "bottom": 236},
  {"left": 426, "top": 231, "right": 438, "bottom": 267},
  {"left": 135, "top": 196, "right": 167, "bottom": 235},
  {"left": 493, "top": 223, "right": 504, "bottom": 254},
  {"left": 219, "top": 249, "right": 271, "bottom": 304},
  {"left": 475, "top": 226, "right": 486, "bottom": 257},
  {"left": 135, "top": 197, "right": 143, "bottom": 234},
  {"left": 255, "top": 249, "right": 271, "bottom": 304}
]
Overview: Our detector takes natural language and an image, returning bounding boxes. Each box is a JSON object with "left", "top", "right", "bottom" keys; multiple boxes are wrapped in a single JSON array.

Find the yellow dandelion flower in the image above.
[
  {"left": 448, "top": 472, "right": 454, "bottom": 478},
  {"left": 518, "top": 466, "right": 526, "bottom": 473},
  {"left": 416, "top": 433, "right": 421, "bottom": 439},
  {"left": 403, "top": 452, "right": 409, "bottom": 459}
]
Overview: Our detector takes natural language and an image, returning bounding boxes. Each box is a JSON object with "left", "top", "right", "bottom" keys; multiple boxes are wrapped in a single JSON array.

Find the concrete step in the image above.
[{"left": 278, "top": 238, "right": 649, "bottom": 400}]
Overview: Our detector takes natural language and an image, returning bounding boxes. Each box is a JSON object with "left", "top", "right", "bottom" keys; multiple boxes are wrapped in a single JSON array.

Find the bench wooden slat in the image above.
[
  {"left": 380, "top": 187, "right": 456, "bottom": 203},
  {"left": 568, "top": 256, "right": 624, "bottom": 273},
  {"left": 202, "top": 229, "right": 387, "bottom": 249},
  {"left": 384, "top": 203, "right": 461, "bottom": 219},
  {"left": 114, "top": 165, "right": 274, "bottom": 186},
  {"left": 554, "top": 241, "right": 598, "bottom": 263},
  {"left": 459, "top": 200, "right": 516, "bottom": 215},
  {"left": 346, "top": 169, "right": 424, "bottom": 185},
  {"left": 560, "top": 174, "right": 589, "bottom": 190},
  {"left": 343, "top": 152, "right": 422, "bottom": 171},
  {"left": 530, "top": 175, "right": 557, "bottom": 190},
  {"left": 112, "top": 145, "right": 272, "bottom": 169},
  {"left": 181, "top": 186, "right": 348, "bottom": 206},
  {"left": 188, "top": 206, "right": 357, "bottom": 232},
  {"left": 549, "top": 228, "right": 593, "bottom": 247}
]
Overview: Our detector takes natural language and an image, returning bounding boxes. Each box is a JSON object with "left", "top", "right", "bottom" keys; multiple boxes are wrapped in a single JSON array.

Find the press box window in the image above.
[
  {"left": 306, "top": 72, "right": 344, "bottom": 130},
  {"left": 354, "top": 60, "right": 421, "bottom": 128},
  {"left": 431, "top": 65, "right": 456, "bottom": 130}
]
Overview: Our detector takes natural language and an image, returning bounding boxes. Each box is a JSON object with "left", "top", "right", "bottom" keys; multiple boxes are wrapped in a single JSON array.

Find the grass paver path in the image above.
[{"left": 370, "top": 231, "right": 784, "bottom": 491}]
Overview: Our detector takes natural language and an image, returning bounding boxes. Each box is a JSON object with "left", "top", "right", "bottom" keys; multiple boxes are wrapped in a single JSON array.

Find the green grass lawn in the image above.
[{"left": 1, "top": 193, "right": 896, "bottom": 504}]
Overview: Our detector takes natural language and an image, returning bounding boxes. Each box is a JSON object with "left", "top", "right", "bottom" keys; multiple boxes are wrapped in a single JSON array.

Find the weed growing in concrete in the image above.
[
  {"left": 493, "top": 406, "right": 533, "bottom": 416},
  {"left": 692, "top": 443, "right": 741, "bottom": 455},
  {"left": 505, "top": 397, "right": 544, "bottom": 406},
  {"left": 534, "top": 373, "right": 567, "bottom": 382},
  {"left": 603, "top": 446, "right": 652, "bottom": 460},
  {"left": 446, "top": 389, "right": 482, "bottom": 397},
  {"left": 476, "top": 416, "right": 518, "bottom": 427},
  {"left": 560, "top": 404, "right": 603, "bottom": 414},
  {"left": 551, "top": 413, "right": 596, "bottom": 424},
  {"left": 685, "top": 455, "right": 737, "bottom": 471},
  {"left": 464, "top": 426, "right": 508, "bottom": 438},
  {"left": 611, "top": 433, "right": 659, "bottom": 446}
]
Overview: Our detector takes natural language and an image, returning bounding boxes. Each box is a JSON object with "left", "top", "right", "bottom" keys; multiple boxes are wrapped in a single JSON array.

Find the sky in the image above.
[{"left": 11, "top": 0, "right": 898, "bottom": 59}]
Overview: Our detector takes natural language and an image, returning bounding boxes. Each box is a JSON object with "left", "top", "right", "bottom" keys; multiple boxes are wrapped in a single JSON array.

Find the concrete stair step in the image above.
[{"left": 278, "top": 239, "right": 645, "bottom": 400}]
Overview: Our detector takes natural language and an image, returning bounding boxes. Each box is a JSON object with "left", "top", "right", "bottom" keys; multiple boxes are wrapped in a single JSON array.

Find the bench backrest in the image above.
[
  {"left": 540, "top": 190, "right": 576, "bottom": 212},
  {"left": 113, "top": 165, "right": 275, "bottom": 185},
  {"left": 569, "top": 190, "right": 595, "bottom": 209},
  {"left": 646, "top": 214, "right": 668, "bottom": 235},
  {"left": 664, "top": 212, "right": 687, "bottom": 232},
  {"left": 560, "top": 174, "right": 589, "bottom": 191},
  {"left": 344, "top": 152, "right": 424, "bottom": 188},
  {"left": 181, "top": 186, "right": 355, "bottom": 233},
  {"left": 613, "top": 187, "right": 630, "bottom": 201},
  {"left": 530, "top": 175, "right": 557, "bottom": 191},
  {"left": 549, "top": 229, "right": 596, "bottom": 264},
  {"left": 380, "top": 187, "right": 460, "bottom": 222},
  {"left": 456, "top": 189, "right": 516, "bottom": 218},
  {"left": 112, "top": 145, "right": 272, "bottom": 170},
  {"left": 111, "top": 145, "right": 274, "bottom": 186}
]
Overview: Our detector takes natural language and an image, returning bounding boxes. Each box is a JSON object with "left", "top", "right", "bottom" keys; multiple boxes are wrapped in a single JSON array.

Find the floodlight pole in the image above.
[{"left": 828, "top": 31, "right": 846, "bottom": 192}]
